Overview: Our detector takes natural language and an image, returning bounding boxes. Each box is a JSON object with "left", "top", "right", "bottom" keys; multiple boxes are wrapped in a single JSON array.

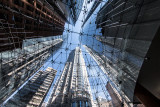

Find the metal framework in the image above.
[{"left": 0, "top": 0, "right": 159, "bottom": 107}]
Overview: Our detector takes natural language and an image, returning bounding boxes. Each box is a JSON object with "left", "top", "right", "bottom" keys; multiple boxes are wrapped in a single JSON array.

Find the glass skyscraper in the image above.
[
  {"left": 81, "top": 0, "right": 160, "bottom": 106},
  {"left": 4, "top": 67, "right": 57, "bottom": 107},
  {"left": 0, "top": 0, "right": 160, "bottom": 106},
  {"left": 49, "top": 47, "right": 93, "bottom": 107}
]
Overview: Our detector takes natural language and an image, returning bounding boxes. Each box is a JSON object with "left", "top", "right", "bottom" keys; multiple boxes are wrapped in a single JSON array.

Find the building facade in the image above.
[
  {"left": 4, "top": 67, "right": 57, "bottom": 107},
  {"left": 98, "top": 97, "right": 113, "bottom": 107},
  {"left": 0, "top": 0, "right": 65, "bottom": 52},
  {"left": 81, "top": 0, "right": 160, "bottom": 106},
  {"left": 52, "top": 0, "right": 84, "bottom": 25},
  {"left": 84, "top": 45, "right": 134, "bottom": 106},
  {"left": 48, "top": 47, "right": 93, "bottom": 107},
  {"left": 106, "top": 82, "right": 126, "bottom": 107},
  {"left": 0, "top": 37, "right": 63, "bottom": 104},
  {"left": 0, "top": 0, "right": 84, "bottom": 105}
]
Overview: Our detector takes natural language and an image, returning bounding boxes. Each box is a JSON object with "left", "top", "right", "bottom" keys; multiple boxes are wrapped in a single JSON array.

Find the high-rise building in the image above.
[
  {"left": 106, "top": 82, "right": 145, "bottom": 107},
  {"left": 81, "top": 0, "right": 160, "bottom": 106},
  {"left": 0, "top": 0, "right": 65, "bottom": 52},
  {"left": 106, "top": 82, "right": 127, "bottom": 107},
  {"left": 46, "top": 0, "right": 84, "bottom": 25},
  {"left": 81, "top": 0, "right": 101, "bottom": 28},
  {"left": 96, "top": 0, "right": 160, "bottom": 105},
  {"left": 0, "top": 38, "right": 63, "bottom": 104},
  {"left": 84, "top": 45, "right": 135, "bottom": 106},
  {"left": 97, "top": 97, "right": 113, "bottom": 107},
  {"left": 0, "top": 0, "right": 159, "bottom": 106},
  {"left": 48, "top": 47, "right": 93, "bottom": 107},
  {"left": 0, "top": 0, "right": 84, "bottom": 105},
  {"left": 3, "top": 67, "right": 57, "bottom": 107}
]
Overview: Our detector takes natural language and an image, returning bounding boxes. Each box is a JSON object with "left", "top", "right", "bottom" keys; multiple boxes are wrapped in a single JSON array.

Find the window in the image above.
[
  {"left": 26, "top": 19, "right": 32, "bottom": 24},
  {"left": 35, "top": 10, "right": 40, "bottom": 15},
  {"left": 13, "top": 0, "right": 24, "bottom": 7},
  {"left": 27, "top": 0, "right": 34, "bottom": 5},
  {"left": 26, "top": 5, "right": 34, "bottom": 12},
  {"left": 41, "top": 13, "right": 45, "bottom": 18},
  {"left": 36, "top": 3, "right": 41, "bottom": 9},
  {"left": 42, "top": 8, "right": 46, "bottom": 13},
  {"left": 14, "top": 16, "right": 22, "bottom": 23}
]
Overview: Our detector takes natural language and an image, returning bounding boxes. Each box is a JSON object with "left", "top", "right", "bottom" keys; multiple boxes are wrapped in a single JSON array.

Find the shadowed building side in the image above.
[{"left": 82, "top": 0, "right": 160, "bottom": 106}]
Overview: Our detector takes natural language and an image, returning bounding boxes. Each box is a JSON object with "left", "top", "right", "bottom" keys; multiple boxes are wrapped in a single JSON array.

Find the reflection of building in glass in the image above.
[
  {"left": 49, "top": 47, "right": 93, "bottom": 107},
  {"left": 106, "top": 82, "right": 126, "bottom": 107},
  {"left": 4, "top": 67, "right": 57, "bottom": 107},
  {"left": 0, "top": 38, "right": 63, "bottom": 104},
  {"left": 82, "top": 0, "right": 160, "bottom": 106},
  {"left": 84, "top": 45, "right": 136, "bottom": 106},
  {"left": 81, "top": 0, "right": 106, "bottom": 52},
  {"left": 106, "top": 82, "right": 145, "bottom": 107}
]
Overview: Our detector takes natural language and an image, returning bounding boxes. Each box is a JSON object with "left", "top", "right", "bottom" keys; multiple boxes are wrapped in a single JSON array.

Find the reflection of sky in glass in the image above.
[{"left": 81, "top": 0, "right": 108, "bottom": 53}]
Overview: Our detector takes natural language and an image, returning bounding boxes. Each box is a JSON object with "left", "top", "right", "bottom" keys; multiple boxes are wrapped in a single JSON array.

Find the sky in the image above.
[
  {"left": 42, "top": 0, "right": 111, "bottom": 104},
  {"left": 2, "top": 0, "right": 110, "bottom": 105},
  {"left": 42, "top": 1, "right": 95, "bottom": 103}
]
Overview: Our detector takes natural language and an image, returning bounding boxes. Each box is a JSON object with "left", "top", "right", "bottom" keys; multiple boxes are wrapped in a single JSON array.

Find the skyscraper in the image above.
[
  {"left": 0, "top": 0, "right": 159, "bottom": 106},
  {"left": 83, "top": 45, "right": 136, "bottom": 106},
  {"left": 97, "top": 97, "right": 113, "bottom": 107},
  {"left": 46, "top": 0, "right": 84, "bottom": 25},
  {"left": 0, "top": 0, "right": 85, "bottom": 105},
  {"left": 106, "top": 82, "right": 125, "bottom": 107},
  {"left": 0, "top": 38, "right": 63, "bottom": 104},
  {"left": 0, "top": 0, "right": 65, "bottom": 52},
  {"left": 4, "top": 67, "right": 57, "bottom": 107},
  {"left": 48, "top": 47, "right": 93, "bottom": 107},
  {"left": 81, "top": 0, "right": 160, "bottom": 106},
  {"left": 95, "top": 0, "right": 160, "bottom": 105}
]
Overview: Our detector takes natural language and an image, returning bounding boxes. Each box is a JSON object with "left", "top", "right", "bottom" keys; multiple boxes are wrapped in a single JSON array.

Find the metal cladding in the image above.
[
  {"left": 48, "top": 47, "right": 93, "bottom": 107},
  {"left": 0, "top": 38, "right": 63, "bottom": 104},
  {"left": 95, "top": 0, "right": 160, "bottom": 103},
  {"left": 134, "top": 27, "right": 160, "bottom": 106},
  {"left": 0, "top": 0, "right": 65, "bottom": 52},
  {"left": 4, "top": 67, "right": 57, "bottom": 107}
]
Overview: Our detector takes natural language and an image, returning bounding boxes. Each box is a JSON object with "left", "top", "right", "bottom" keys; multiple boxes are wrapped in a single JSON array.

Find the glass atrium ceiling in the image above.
[
  {"left": 1, "top": 0, "right": 111, "bottom": 106},
  {"left": 1, "top": 0, "right": 159, "bottom": 106}
]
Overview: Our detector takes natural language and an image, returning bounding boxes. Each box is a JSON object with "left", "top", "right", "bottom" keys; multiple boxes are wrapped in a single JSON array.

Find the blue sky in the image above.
[
  {"left": 1, "top": 0, "right": 110, "bottom": 106},
  {"left": 42, "top": 0, "right": 111, "bottom": 103},
  {"left": 3, "top": 0, "right": 110, "bottom": 105}
]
